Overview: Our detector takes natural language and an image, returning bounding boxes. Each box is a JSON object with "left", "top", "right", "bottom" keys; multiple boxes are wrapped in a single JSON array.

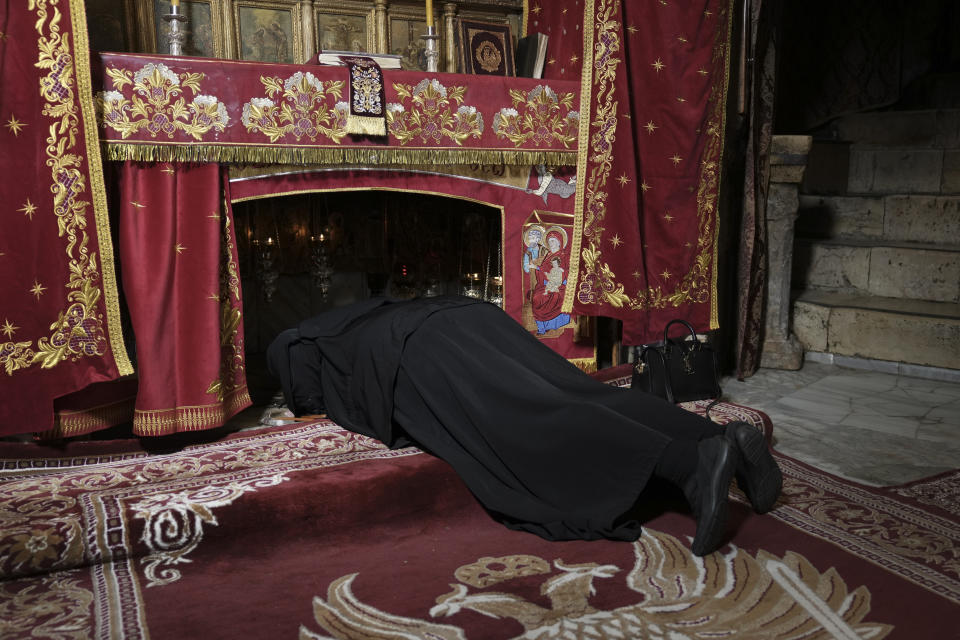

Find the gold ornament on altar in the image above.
[{"left": 474, "top": 41, "right": 503, "bottom": 73}]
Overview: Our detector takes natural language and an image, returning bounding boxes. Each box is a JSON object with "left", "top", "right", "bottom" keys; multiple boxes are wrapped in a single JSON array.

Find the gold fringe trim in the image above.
[
  {"left": 132, "top": 387, "right": 251, "bottom": 436},
  {"left": 570, "top": 357, "right": 598, "bottom": 374},
  {"left": 345, "top": 114, "right": 387, "bottom": 137},
  {"left": 37, "top": 396, "right": 137, "bottom": 440},
  {"left": 102, "top": 142, "right": 577, "bottom": 167}
]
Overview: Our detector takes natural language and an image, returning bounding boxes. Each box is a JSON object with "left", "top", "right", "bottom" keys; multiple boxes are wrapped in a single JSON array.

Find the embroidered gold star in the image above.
[
  {"left": 677, "top": 35, "right": 688, "bottom": 43},
  {"left": 660, "top": 269, "right": 672, "bottom": 280},
  {"left": 663, "top": 211, "right": 674, "bottom": 222},
  {"left": 670, "top": 154, "right": 683, "bottom": 165},
  {"left": 651, "top": 58, "right": 665, "bottom": 72},
  {"left": 547, "top": 57, "right": 556, "bottom": 66},
  {"left": 2, "top": 319, "right": 18, "bottom": 338},
  {"left": 704, "top": 9, "right": 713, "bottom": 17},
  {"left": 698, "top": 67, "right": 709, "bottom": 76},
  {"left": 562, "top": 7, "right": 567, "bottom": 14},
  {"left": 18, "top": 199, "right": 37, "bottom": 220},
  {"left": 610, "top": 234, "right": 623, "bottom": 248},
  {"left": 130, "top": 201, "right": 146, "bottom": 209},
  {"left": 676, "top": 96, "right": 686, "bottom": 103},
  {"left": 161, "top": 166, "right": 175, "bottom": 174},
  {"left": 641, "top": 181, "right": 651, "bottom": 192},
  {"left": 30, "top": 280, "right": 47, "bottom": 299},
  {"left": 5, "top": 115, "right": 25, "bottom": 136},
  {"left": 208, "top": 293, "right": 221, "bottom": 301},
  {"left": 175, "top": 244, "right": 186, "bottom": 254},
  {"left": 645, "top": 121, "right": 658, "bottom": 134},
  {"left": 627, "top": 25, "right": 638, "bottom": 35},
  {"left": 208, "top": 211, "right": 221, "bottom": 220},
  {"left": 531, "top": 5, "right": 541, "bottom": 15},
  {"left": 569, "top": 54, "right": 579, "bottom": 64},
  {"left": 0, "top": 31, "right": 8, "bottom": 41},
  {"left": 632, "top": 270, "right": 643, "bottom": 279},
  {"left": 685, "top": 241, "right": 693, "bottom": 248},
  {"left": 617, "top": 174, "right": 631, "bottom": 186}
]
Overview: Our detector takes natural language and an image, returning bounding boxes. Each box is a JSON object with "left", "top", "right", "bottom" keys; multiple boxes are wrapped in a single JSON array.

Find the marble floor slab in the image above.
[{"left": 722, "top": 363, "right": 960, "bottom": 486}]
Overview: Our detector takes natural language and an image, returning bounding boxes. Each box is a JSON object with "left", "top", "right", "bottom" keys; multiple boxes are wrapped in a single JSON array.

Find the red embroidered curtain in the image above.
[
  {"left": 0, "top": 1, "right": 132, "bottom": 436},
  {"left": 528, "top": 0, "right": 734, "bottom": 344},
  {"left": 116, "top": 162, "right": 250, "bottom": 435}
]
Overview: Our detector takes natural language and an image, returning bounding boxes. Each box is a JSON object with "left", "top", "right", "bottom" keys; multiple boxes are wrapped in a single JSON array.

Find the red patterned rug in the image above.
[{"left": 1, "top": 414, "right": 957, "bottom": 639}]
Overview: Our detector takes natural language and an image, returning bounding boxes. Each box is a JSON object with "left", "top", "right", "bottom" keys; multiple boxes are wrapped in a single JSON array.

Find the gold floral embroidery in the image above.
[
  {"left": 571, "top": 0, "right": 631, "bottom": 309},
  {"left": 2, "top": 0, "right": 119, "bottom": 375},
  {"left": 386, "top": 79, "right": 483, "bottom": 146},
  {"left": 493, "top": 85, "right": 579, "bottom": 148},
  {"left": 571, "top": 0, "right": 730, "bottom": 314},
  {"left": 97, "top": 62, "right": 229, "bottom": 140},
  {"left": 1, "top": 341, "right": 36, "bottom": 375},
  {"left": 241, "top": 71, "right": 348, "bottom": 143}
]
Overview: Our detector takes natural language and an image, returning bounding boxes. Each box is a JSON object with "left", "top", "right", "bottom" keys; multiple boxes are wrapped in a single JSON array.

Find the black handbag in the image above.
[{"left": 631, "top": 319, "right": 721, "bottom": 404}]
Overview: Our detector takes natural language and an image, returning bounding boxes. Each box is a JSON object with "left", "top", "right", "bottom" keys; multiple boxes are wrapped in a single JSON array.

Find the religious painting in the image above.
[
  {"left": 235, "top": 2, "right": 301, "bottom": 63},
  {"left": 457, "top": 19, "right": 515, "bottom": 76},
  {"left": 86, "top": 0, "right": 136, "bottom": 53},
  {"left": 388, "top": 15, "right": 430, "bottom": 71},
  {"left": 314, "top": 4, "right": 374, "bottom": 53},
  {"left": 520, "top": 210, "right": 576, "bottom": 338},
  {"left": 152, "top": 0, "right": 217, "bottom": 57}
]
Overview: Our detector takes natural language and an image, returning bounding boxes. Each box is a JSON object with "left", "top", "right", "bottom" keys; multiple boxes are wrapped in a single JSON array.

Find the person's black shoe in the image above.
[
  {"left": 725, "top": 421, "right": 782, "bottom": 514},
  {"left": 683, "top": 435, "right": 738, "bottom": 556}
]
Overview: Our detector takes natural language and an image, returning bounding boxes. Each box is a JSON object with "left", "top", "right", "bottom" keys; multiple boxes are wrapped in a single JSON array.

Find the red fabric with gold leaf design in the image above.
[
  {"left": 92, "top": 52, "right": 580, "bottom": 167},
  {"left": 529, "top": 0, "right": 733, "bottom": 344},
  {"left": 0, "top": 1, "right": 131, "bottom": 436},
  {"left": 116, "top": 162, "right": 250, "bottom": 435}
]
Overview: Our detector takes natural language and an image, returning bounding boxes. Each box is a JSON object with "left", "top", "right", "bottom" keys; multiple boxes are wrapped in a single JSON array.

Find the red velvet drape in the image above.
[
  {"left": 0, "top": 1, "right": 132, "bottom": 436},
  {"left": 528, "top": 0, "right": 734, "bottom": 344},
  {"left": 117, "top": 162, "right": 250, "bottom": 435}
]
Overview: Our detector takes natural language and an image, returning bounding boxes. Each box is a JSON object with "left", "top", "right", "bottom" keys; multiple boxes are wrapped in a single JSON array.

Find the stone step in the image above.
[
  {"left": 792, "top": 291, "right": 960, "bottom": 370},
  {"left": 825, "top": 109, "right": 960, "bottom": 148},
  {"left": 847, "top": 146, "right": 958, "bottom": 195},
  {"left": 797, "top": 194, "right": 960, "bottom": 245},
  {"left": 793, "top": 239, "right": 960, "bottom": 304},
  {"left": 802, "top": 142, "right": 960, "bottom": 196}
]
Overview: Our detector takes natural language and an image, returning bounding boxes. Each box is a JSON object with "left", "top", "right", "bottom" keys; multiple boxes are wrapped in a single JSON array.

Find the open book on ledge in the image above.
[{"left": 313, "top": 50, "right": 402, "bottom": 69}]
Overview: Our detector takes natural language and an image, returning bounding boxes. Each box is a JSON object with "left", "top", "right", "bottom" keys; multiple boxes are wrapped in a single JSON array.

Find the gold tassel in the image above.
[
  {"left": 103, "top": 142, "right": 576, "bottom": 167},
  {"left": 345, "top": 114, "right": 387, "bottom": 137}
]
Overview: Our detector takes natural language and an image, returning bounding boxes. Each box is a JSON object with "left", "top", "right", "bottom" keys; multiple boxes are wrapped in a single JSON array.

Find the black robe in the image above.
[{"left": 267, "top": 295, "right": 722, "bottom": 541}]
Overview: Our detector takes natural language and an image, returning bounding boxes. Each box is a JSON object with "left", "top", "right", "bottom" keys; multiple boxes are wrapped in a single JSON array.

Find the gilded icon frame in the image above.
[
  {"left": 313, "top": 1, "right": 375, "bottom": 55},
  {"left": 232, "top": 0, "right": 303, "bottom": 64}
]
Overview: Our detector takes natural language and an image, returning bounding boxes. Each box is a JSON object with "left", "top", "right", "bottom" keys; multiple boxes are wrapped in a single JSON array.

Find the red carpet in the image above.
[{"left": 1, "top": 413, "right": 957, "bottom": 639}]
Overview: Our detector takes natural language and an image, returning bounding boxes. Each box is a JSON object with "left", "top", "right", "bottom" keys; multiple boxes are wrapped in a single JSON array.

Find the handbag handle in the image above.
[
  {"left": 663, "top": 319, "right": 700, "bottom": 347},
  {"left": 638, "top": 345, "right": 675, "bottom": 404}
]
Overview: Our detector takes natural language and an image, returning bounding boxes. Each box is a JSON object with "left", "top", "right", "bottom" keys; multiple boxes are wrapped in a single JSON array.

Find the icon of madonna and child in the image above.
[{"left": 521, "top": 223, "right": 574, "bottom": 337}]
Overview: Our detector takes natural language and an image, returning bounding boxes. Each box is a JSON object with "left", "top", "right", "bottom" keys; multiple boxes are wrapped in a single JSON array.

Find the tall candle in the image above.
[{"left": 425, "top": 0, "right": 433, "bottom": 28}]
